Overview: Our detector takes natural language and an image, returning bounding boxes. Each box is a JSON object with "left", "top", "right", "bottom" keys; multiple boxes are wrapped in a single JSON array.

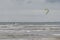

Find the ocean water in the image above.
[
  {"left": 0, "top": 22, "right": 60, "bottom": 40},
  {"left": 0, "top": 22, "right": 60, "bottom": 25}
]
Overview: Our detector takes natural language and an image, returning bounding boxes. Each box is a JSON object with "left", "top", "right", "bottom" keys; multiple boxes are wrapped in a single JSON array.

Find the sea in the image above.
[
  {"left": 0, "top": 22, "right": 60, "bottom": 25},
  {"left": 0, "top": 22, "right": 60, "bottom": 40}
]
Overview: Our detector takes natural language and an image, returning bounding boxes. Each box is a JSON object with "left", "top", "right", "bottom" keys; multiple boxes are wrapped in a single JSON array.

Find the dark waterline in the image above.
[{"left": 0, "top": 22, "right": 60, "bottom": 25}]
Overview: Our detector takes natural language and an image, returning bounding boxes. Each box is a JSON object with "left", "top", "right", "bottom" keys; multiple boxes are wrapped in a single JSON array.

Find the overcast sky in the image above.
[{"left": 0, "top": 0, "right": 60, "bottom": 22}]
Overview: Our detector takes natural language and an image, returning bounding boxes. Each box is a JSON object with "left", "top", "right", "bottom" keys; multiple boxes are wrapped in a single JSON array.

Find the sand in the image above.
[{"left": 0, "top": 25, "right": 60, "bottom": 40}]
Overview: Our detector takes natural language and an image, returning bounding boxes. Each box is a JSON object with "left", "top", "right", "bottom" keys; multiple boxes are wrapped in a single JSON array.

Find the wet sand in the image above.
[{"left": 0, "top": 25, "right": 60, "bottom": 40}]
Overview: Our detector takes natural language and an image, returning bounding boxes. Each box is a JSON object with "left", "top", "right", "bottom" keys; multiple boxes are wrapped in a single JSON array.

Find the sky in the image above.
[{"left": 0, "top": 0, "right": 60, "bottom": 22}]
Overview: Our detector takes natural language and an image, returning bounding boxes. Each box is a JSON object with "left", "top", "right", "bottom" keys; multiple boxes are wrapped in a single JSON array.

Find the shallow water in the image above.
[{"left": 0, "top": 22, "right": 60, "bottom": 40}]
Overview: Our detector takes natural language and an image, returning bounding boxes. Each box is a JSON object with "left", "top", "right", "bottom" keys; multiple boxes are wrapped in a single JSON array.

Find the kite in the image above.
[{"left": 44, "top": 8, "right": 49, "bottom": 15}]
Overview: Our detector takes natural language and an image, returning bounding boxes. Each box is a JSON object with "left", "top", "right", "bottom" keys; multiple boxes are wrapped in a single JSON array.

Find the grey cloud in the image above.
[
  {"left": 0, "top": 0, "right": 60, "bottom": 22},
  {"left": 15, "top": 0, "right": 32, "bottom": 5},
  {"left": 46, "top": 0, "right": 60, "bottom": 3}
]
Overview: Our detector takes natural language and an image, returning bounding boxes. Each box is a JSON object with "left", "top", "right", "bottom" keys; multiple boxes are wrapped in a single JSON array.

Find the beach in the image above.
[{"left": 0, "top": 23, "right": 60, "bottom": 40}]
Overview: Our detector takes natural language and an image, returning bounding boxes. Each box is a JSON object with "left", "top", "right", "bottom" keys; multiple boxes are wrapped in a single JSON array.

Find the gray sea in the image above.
[
  {"left": 0, "top": 22, "right": 60, "bottom": 25},
  {"left": 0, "top": 22, "right": 60, "bottom": 40}
]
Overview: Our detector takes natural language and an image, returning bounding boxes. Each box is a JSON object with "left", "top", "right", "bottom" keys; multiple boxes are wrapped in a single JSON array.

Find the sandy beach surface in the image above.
[{"left": 0, "top": 24, "right": 60, "bottom": 40}]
